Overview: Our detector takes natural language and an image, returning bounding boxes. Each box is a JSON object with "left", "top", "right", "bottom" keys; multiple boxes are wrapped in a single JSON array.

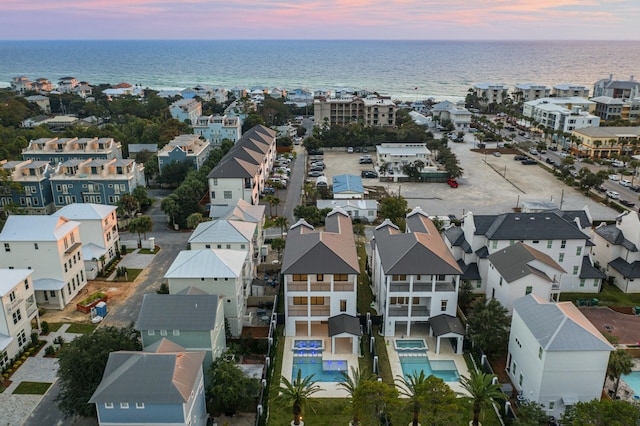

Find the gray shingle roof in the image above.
[
  {"left": 608, "top": 257, "right": 640, "bottom": 279},
  {"left": 580, "top": 256, "right": 606, "bottom": 279},
  {"left": 595, "top": 224, "right": 638, "bottom": 252},
  {"left": 487, "top": 242, "right": 565, "bottom": 283},
  {"left": 429, "top": 314, "right": 465, "bottom": 337},
  {"left": 483, "top": 212, "right": 588, "bottom": 241},
  {"left": 457, "top": 260, "right": 481, "bottom": 281},
  {"left": 135, "top": 294, "right": 221, "bottom": 331},
  {"left": 328, "top": 314, "right": 362, "bottom": 337},
  {"left": 513, "top": 294, "right": 614, "bottom": 352},
  {"left": 444, "top": 226, "right": 472, "bottom": 253},
  {"left": 207, "top": 125, "right": 275, "bottom": 179}
]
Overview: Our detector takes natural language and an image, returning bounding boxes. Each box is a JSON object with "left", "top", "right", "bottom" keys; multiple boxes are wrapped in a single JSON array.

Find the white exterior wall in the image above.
[
  {"left": 167, "top": 277, "right": 247, "bottom": 337},
  {"left": 486, "top": 265, "right": 553, "bottom": 313},
  {"left": 0, "top": 273, "right": 37, "bottom": 363},
  {"left": 209, "top": 177, "right": 259, "bottom": 206}
]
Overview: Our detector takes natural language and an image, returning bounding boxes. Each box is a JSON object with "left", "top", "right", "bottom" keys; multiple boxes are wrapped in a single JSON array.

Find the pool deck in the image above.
[{"left": 387, "top": 332, "right": 470, "bottom": 396}]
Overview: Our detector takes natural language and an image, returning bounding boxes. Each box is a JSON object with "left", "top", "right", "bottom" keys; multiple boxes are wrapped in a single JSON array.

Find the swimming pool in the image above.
[
  {"left": 623, "top": 371, "right": 640, "bottom": 396},
  {"left": 292, "top": 356, "right": 347, "bottom": 382},
  {"left": 292, "top": 339, "right": 324, "bottom": 351},
  {"left": 394, "top": 339, "right": 428, "bottom": 351},
  {"left": 399, "top": 356, "right": 459, "bottom": 382}
]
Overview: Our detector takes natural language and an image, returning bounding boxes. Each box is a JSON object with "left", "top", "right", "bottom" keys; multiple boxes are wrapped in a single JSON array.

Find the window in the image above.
[
  {"left": 24, "top": 280, "right": 29, "bottom": 290},
  {"left": 532, "top": 240, "right": 539, "bottom": 244},
  {"left": 512, "top": 362, "right": 517, "bottom": 376},
  {"left": 173, "top": 330, "right": 180, "bottom": 336},
  {"left": 519, "top": 373, "right": 523, "bottom": 386},
  {"left": 576, "top": 246, "right": 582, "bottom": 256},
  {"left": 205, "top": 244, "right": 211, "bottom": 249},
  {"left": 293, "top": 297, "right": 307, "bottom": 305},
  {"left": 594, "top": 279, "right": 599, "bottom": 287},
  {"left": 120, "top": 403, "right": 129, "bottom": 409},
  {"left": 50, "top": 290, "right": 55, "bottom": 297},
  {"left": 441, "top": 300, "right": 448, "bottom": 311},
  {"left": 499, "top": 277, "right": 503, "bottom": 286},
  {"left": 572, "top": 266, "right": 579, "bottom": 275},
  {"left": 335, "top": 274, "right": 348, "bottom": 281},
  {"left": 561, "top": 240, "right": 566, "bottom": 249},
  {"left": 547, "top": 240, "right": 552, "bottom": 249},
  {"left": 160, "top": 330, "right": 167, "bottom": 336},
  {"left": 4, "top": 243, "right": 9, "bottom": 252},
  {"left": 9, "top": 291, "right": 15, "bottom": 302},
  {"left": 491, "top": 241, "right": 497, "bottom": 249},
  {"left": 136, "top": 403, "right": 145, "bottom": 409},
  {"left": 34, "top": 243, "right": 38, "bottom": 250},
  {"left": 226, "top": 244, "right": 231, "bottom": 249},
  {"left": 64, "top": 263, "right": 68, "bottom": 273},
  {"left": 538, "top": 346, "right": 543, "bottom": 359},
  {"left": 216, "top": 244, "right": 222, "bottom": 249},
  {"left": 292, "top": 274, "right": 308, "bottom": 281},
  {"left": 392, "top": 275, "right": 405, "bottom": 281},
  {"left": 148, "top": 330, "right": 155, "bottom": 336},
  {"left": 213, "top": 178, "right": 218, "bottom": 186},
  {"left": 310, "top": 297, "right": 324, "bottom": 305},
  {"left": 18, "top": 330, "right": 26, "bottom": 346},
  {"left": 104, "top": 403, "right": 114, "bottom": 409},
  {"left": 211, "top": 191, "right": 216, "bottom": 199},
  {"left": 579, "top": 279, "right": 585, "bottom": 287},
  {"left": 525, "top": 286, "right": 533, "bottom": 295},
  {"left": 340, "top": 300, "right": 347, "bottom": 312},
  {"left": 12, "top": 309, "right": 22, "bottom": 324},
  {"left": 223, "top": 191, "right": 232, "bottom": 199},
  {"left": 548, "top": 401, "right": 555, "bottom": 410},
  {"left": 558, "top": 253, "right": 564, "bottom": 262},
  {"left": 240, "top": 244, "right": 245, "bottom": 249}
]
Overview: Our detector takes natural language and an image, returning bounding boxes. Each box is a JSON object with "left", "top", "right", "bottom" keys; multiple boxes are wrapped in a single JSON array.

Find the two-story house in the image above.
[
  {"left": 135, "top": 291, "right": 226, "bottom": 369},
  {"left": 371, "top": 207, "right": 462, "bottom": 338},
  {"left": 169, "top": 98, "right": 202, "bottom": 124},
  {"left": 53, "top": 203, "right": 119, "bottom": 280},
  {"left": 1, "top": 160, "right": 55, "bottom": 214},
  {"left": 430, "top": 100, "right": 472, "bottom": 130},
  {"left": 89, "top": 339, "right": 206, "bottom": 426},
  {"left": 282, "top": 208, "right": 360, "bottom": 354},
  {"left": 49, "top": 158, "right": 145, "bottom": 207},
  {"left": 207, "top": 125, "right": 277, "bottom": 206},
  {"left": 486, "top": 242, "right": 565, "bottom": 313},
  {"left": 443, "top": 210, "right": 604, "bottom": 294},
  {"left": 506, "top": 294, "right": 613, "bottom": 418},
  {"left": 165, "top": 249, "right": 250, "bottom": 337},
  {"left": 0, "top": 269, "right": 39, "bottom": 370},
  {"left": 192, "top": 114, "right": 242, "bottom": 145},
  {"left": 157, "top": 135, "right": 211, "bottom": 175},
  {"left": 22, "top": 137, "right": 123, "bottom": 165},
  {"left": 0, "top": 216, "right": 87, "bottom": 309}
]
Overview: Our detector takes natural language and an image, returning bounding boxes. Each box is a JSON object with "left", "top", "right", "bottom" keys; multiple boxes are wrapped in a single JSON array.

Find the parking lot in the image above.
[{"left": 313, "top": 137, "right": 619, "bottom": 221}]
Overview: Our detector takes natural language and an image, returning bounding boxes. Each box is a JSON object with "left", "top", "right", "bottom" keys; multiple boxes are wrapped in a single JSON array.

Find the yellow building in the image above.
[{"left": 572, "top": 126, "right": 640, "bottom": 159}]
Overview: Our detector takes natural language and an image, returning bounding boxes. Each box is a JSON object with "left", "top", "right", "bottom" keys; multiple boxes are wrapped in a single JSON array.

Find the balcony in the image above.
[
  {"left": 389, "top": 281, "right": 456, "bottom": 292},
  {"left": 26, "top": 300, "right": 38, "bottom": 318},
  {"left": 388, "top": 306, "right": 430, "bottom": 317},
  {"left": 333, "top": 282, "right": 354, "bottom": 292},
  {"left": 288, "top": 306, "right": 331, "bottom": 317},
  {"left": 288, "top": 282, "right": 331, "bottom": 292}
]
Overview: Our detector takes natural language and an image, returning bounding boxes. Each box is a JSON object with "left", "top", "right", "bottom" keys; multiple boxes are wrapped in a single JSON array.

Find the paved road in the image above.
[{"left": 282, "top": 146, "right": 305, "bottom": 224}]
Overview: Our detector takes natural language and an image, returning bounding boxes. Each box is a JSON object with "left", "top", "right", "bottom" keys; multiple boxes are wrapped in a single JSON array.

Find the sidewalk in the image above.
[{"left": 0, "top": 324, "right": 82, "bottom": 425}]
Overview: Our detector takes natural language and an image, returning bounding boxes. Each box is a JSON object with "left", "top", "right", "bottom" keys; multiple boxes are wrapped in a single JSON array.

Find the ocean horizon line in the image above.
[{"left": 1, "top": 39, "right": 639, "bottom": 42}]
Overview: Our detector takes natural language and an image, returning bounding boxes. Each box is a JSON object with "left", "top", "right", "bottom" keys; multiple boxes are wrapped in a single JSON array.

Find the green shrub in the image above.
[
  {"left": 44, "top": 346, "right": 56, "bottom": 356},
  {"left": 41, "top": 321, "right": 49, "bottom": 335},
  {"left": 31, "top": 332, "right": 38, "bottom": 345}
]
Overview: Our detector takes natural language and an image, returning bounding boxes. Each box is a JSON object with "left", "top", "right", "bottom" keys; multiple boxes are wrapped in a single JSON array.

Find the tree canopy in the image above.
[
  {"left": 206, "top": 357, "right": 260, "bottom": 416},
  {"left": 379, "top": 196, "right": 409, "bottom": 231},
  {"left": 466, "top": 297, "right": 510, "bottom": 359}
]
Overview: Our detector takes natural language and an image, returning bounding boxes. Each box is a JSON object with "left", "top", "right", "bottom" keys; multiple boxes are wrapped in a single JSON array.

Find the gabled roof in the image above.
[
  {"left": 328, "top": 314, "right": 362, "bottom": 337},
  {"left": 136, "top": 294, "right": 222, "bottom": 331},
  {"left": 475, "top": 212, "right": 589, "bottom": 241},
  {"left": 443, "top": 226, "right": 472, "bottom": 253},
  {"left": 89, "top": 342, "right": 205, "bottom": 404},
  {"left": 33, "top": 278, "right": 64, "bottom": 291},
  {"left": 374, "top": 215, "right": 462, "bottom": 276},
  {"left": 208, "top": 156, "right": 258, "bottom": 178},
  {"left": 164, "top": 249, "right": 246, "bottom": 279},
  {"left": 282, "top": 208, "right": 359, "bottom": 274},
  {"left": 594, "top": 224, "right": 637, "bottom": 252},
  {"left": 608, "top": 257, "right": 640, "bottom": 279},
  {"left": 513, "top": 294, "right": 613, "bottom": 352},
  {"left": 580, "top": 256, "right": 606, "bottom": 279},
  {"left": 0, "top": 269, "right": 32, "bottom": 296},
  {"left": 54, "top": 203, "right": 116, "bottom": 221},
  {"left": 332, "top": 174, "right": 364, "bottom": 194},
  {"left": 487, "top": 242, "right": 565, "bottom": 283},
  {"left": 430, "top": 314, "right": 465, "bottom": 337},
  {"left": 0, "top": 216, "right": 79, "bottom": 242},
  {"left": 456, "top": 260, "right": 481, "bottom": 281},
  {"left": 188, "top": 219, "right": 255, "bottom": 244},
  {"left": 228, "top": 199, "right": 265, "bottom": 223}
]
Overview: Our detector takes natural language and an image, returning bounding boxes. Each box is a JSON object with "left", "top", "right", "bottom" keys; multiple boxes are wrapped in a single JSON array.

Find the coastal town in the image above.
[{"left": 1, "top": 73, "right": 640, "bottom": 426}]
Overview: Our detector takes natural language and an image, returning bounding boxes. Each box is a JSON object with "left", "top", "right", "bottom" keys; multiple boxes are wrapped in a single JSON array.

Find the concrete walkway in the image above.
[{"left": 0, "top": 324, "right": 82, "bottom": 426}]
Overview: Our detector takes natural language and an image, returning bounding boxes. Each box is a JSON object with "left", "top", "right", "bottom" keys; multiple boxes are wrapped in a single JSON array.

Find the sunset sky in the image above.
[{"left": 0, "top": 0, "right": 638, "bottom": 40}]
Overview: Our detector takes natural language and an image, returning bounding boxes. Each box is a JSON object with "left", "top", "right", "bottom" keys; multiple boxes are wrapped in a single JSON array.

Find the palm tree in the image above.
[
  {"left": 396, "top": 371, "right": 429, "bottom": 426},
  {"left": 128, "top": 215, "right": 153, "bottom": 248},
  {"left": 338, "top": 366, "right": 373, "bottom": 426},
  {"left": 460, "top": 370, "right": 506, "bottom": 426},
  {"left": 277, "top": 369, "right": 321, "bottom": 425},
  {"left": 274, "top": 216, "right": 289, "bottom": 237},
  {"left": 607, "top": 349, "right": 633, "bottom": 397}
]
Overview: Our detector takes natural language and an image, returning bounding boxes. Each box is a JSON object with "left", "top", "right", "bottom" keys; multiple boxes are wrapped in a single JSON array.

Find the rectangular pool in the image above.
[
  {"left": 399, "top": 356, "right": 459, "bottom": 382},
  {"left": 292, "top": 339, "right": 324, "bottom": 352},
  {"left": 394, "top": 339, "right": 428, "bottom": 351},
  {"left": 623, "top": 371, "right": 640, "bottom": 397},
  {"left": 292, "top": 357, "right": 347, "bottom": 382}
]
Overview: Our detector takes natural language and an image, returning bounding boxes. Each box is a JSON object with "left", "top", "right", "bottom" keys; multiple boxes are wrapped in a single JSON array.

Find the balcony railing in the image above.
[
  {"left": 389, "top": 281, "right": 455, "bottom": 292},
  {"left": 287, "top": 282, "right": 353, "bottom": 292},
  {"left": 26, "top": 301, "right": 38, "bottom": 318},
  {"left": 288, "top": 306, "right": 331, "bottom": 317},
  {"left": 334, "top": 282, "right": 354, "bottom": 292},
  {"left": 388, "top": 306, "right": 430, "bottom": 317}
]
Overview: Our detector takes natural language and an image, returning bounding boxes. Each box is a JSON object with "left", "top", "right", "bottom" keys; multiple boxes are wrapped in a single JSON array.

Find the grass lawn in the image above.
[
  {"left": 268, "top": 398, "right": 351, "bottom": 425},
  {"left": 66, "top": 323, "right": 98, "bottom": 334},
  {"left": 374, "top": 334, "right": 394, "bottom": 384},
  {"left": 356, "top": 242, "right": 376, "bottom": 316},
  {"left": 12, "top": 381, "right": 51, "bottom": 395},
  {"left": 137, "top": 247, "right": 159, "bottom": 255},
  {"left": 117, "top": 268, "right": 143, "bottom": 282},
  {"left": 560, "top": 283, "right": 640, "bottom": 307},
  {"left": 46, "top": 322, "right": 63, "bottom": 333}
]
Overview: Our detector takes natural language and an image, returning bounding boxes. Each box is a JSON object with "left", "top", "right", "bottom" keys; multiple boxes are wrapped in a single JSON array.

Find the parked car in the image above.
[
  {"left": 529, "top": 149, "right": 539, "bottom": 155},
  {"left": 347, "top": 147, "right": 354, "bottom": 153},
  {"left": 309, "top": 166, "right": 324, "bottom": 172},
  {"left": 597, "top": 185, "right": 607, "bottom": 192},
  {"left": 606, "top": 190, "right": 620, "bottom": 199},
  {"left": 362, "top": 148, "right": 369, "bottom": 153},
  {"left": 361, "top": 170, "right": 378, "bottom": 178},
  {"left": 308, "top": 171, "right": 324, "bottom": 177},
  {"left": 608, "top": 174, "right": 621, "bottom": 181},
  {"left": 631, "top": 185, "right": 640, "bottom": 192},
  {"left": 545, "top": 158, "right": 555, "bottom": 165},
  {"left": 620, "top": 199, "right": 636, "bottom": 207},
  {"left": 493, "top": 152, "right": 501, "bottom": 157},
  {"left": 261, "top": 186, "right": 275, "bottom": 195},
  {"left": 308, "top": 149, "right": 324, "bottom": 155},
  {"left": 447, "top": 178, "right": 459, "bottom": 188},
  {"left": 514, "top": 155, "right": 527, "bottom": 161},
  {"left": 359, "top": 158, "right": 373, "bottom": 164},
  {"left": 521, "top": 159, "right": 537, "bottom": 165},
  {"left": 620, "top": 179, "right": 632, "bottom": 187},
  {"left": 549, "top": 146, "right": 558, "bottom": 151}
]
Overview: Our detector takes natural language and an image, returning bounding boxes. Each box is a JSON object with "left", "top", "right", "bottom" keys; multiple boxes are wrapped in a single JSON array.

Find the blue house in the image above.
[
  {"left": 90, "top": 339, "right": 207, "bottom": 426},
  {"left": 22, "top": 137, "right": 122, "bottom": 164},
  {"left": 332, "top": 174, "right": 364, "bottom": 199},
  {"left": 1, "top": 160, "right": 55, "bottom": 214},
  {"left": 158, "top": 135, "right": 212, "bottom": 175}
]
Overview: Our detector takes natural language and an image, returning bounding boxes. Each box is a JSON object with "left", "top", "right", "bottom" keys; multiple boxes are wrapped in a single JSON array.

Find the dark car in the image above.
[
  {"left": 310, "top": 166, "right": 324, "bottom": 172},
  {"left": 359, "top": 158, "right": 373, "bottom": 164},
  {"left": 549, "top": 146, "right": 558, "bottom": 151},
  {"left": 514, "top": 155, "right": 527, "bottom": 161},
  {"left": 632, "top": 185, "right": 640, "bottom": 192},
  {"left": 545, "top": 158, "right": 556, "bottom": 166},
  {"left": 521, "top": 159, "right": 537, "bottom": 165},
  {"left": 308, "top": 149, "right": 324, "bottom": 155},
  {"left": 597, "top": 185, "right": 607, "bottom": 192},
  {"left": 620, "top": 199, "right": 636, "bottom": 208},
  {"left": 361, "top": 171, "right": 378, "bottom": 178}
]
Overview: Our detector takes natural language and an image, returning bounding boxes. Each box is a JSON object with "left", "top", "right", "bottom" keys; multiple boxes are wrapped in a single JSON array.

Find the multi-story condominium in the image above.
[
  {"left": 169, "top": 98, "right": 202, "bottom": 124},
  {"left": 592, "top": 211, "right": 640, "bottom": 293},
  {"left": 49, "top": 158, "right": 145, "bottom": 207},
  {"left": 165, "top": 249, "right": 251, "bottom": 337},
  {"left": 192, "top": 115, "right": 242, "bottom": 145},
  {"left": 375, "top": 143, "right": 431, "bottom": 173},
  {"left": 53, "top": 203, "right": 119, "bottom": 280},
  {"left": 472, "top": 83, "right": 510, "bottom": 105},
  {"left": 0, "top": 269, "right": 39, "bottom": 370},
  {"left": 57, "top": 76, "right": 79, "bottom": 93},
  {"left": 157, "top": 135, "right": 211, "bottom": 175},
  {"left": 207, "top": 125, "right": 277, "bottom": 206},
  {"left": 522, "top": 98, "right": 599, "bottom": 133},
  {"left": 90, "top": 340, "right": 207, "bottom": 426},
  {"left": 313, "top": 96, "right": 397, "bottom": 127},
  {"left": 22, "top": 137, "right": 123, "bottom": 165},
  {"left": 33, "top": 78, "right": 53, "bottom": 92},
  {"left": 11, "top": 76, "right": 34, "bottom": 93},
  {"left": 0, "top": 216, "right": 87, "bottom": 310},
  {"left": 1, "top": 160, "right": 55, "bottom": 214},
  {"left": 371, "top": 208, "right": 462, "bottom": 338},
  {"left": 443, "top": 210, "right": 604, "bottom": 294},
  {"left": 431, "top": 100, "right": 472, "bottom": 130},
  {"left": 282, "top": 208, "right": 361, "bottom": 354},
  {"left": 552, "top": 84, "right": 590, "bottom": 98},
  {"left": 506, "top": 294, "right": 613, "bottom": 418},
  {"left": 593, "top": 74, "right": 640, "bottom": 100},
  {"left": 571, "top": 126, "right": 640, "bottom": 159},
  {"left": 513, "top": 83, "right": 551, "bottom": 103},
  {"left": 591, "top": 96, "right": 640, "bottom": 122}
]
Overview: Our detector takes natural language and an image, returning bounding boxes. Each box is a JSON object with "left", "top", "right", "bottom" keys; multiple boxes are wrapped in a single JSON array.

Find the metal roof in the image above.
[
  {"left": 188, "top": 219, "right": 255, "bottom": 244},
  {"left": 0, "top": 216, "right": 79, "bottom": 242},
  {"left": 54, "top": 203, "right": 116, "bottom": 221},
  {"left": 164, "top": 249, "right": 246, "bottom": 279},
  {"left": 0, "top": 269, "right": 32, "bottom": 296},
  {"left": 332, "top": 174, "right": 364, "bottom": 194}
]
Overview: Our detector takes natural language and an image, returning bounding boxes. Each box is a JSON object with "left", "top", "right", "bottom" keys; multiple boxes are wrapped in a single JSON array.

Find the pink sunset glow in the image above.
[{"left": 0, "top": 0, "right": 638, "bottom": 40}]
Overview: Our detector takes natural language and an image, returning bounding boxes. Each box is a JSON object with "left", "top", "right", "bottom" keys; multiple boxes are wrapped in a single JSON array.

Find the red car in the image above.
[{"left": 447, "top": 178, "right": 459, "bottom": 188}]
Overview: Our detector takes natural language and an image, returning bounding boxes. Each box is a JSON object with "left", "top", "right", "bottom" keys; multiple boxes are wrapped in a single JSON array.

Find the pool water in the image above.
[
  {"left": 623, "top": 371, "right": 640, "bottom": 396},
  {"left": 292, "top": 339, "right": 324, "bottom": 350},
  {"left": 395, "top": 339, "right": 428, "bottom": 350},
  {"left": 292, "top": 357, "right": 347, "bottom": 382},
  {"left": 399, "top": 356, "right": 459, "bottom": 382}
]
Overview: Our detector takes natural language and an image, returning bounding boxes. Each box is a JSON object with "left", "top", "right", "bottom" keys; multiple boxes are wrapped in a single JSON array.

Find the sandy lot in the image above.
[{"left": 315, "top": 138, "right": 619, "bottom": 221}]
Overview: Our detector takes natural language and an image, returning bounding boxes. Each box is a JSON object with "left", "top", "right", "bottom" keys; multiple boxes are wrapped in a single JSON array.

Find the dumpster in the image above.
[
  {"left": 95, "top": 301, "right": 107, "bottom": 318},
  {"left": 591, "top": 298, "right": 599, "bottom": 306}
]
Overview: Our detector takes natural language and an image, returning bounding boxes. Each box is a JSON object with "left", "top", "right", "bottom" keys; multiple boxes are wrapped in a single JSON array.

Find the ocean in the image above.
[{"left": 1, "top": 40, "right": 639, "bottom": 100}]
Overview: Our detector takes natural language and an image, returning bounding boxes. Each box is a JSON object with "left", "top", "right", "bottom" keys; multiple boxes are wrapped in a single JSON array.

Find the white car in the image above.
[
  {"left": 609, "top": 174, "right": 621, "bottom": 181},
  {"left": 620, "top": 179, "right": 632, "bottom": 187},
  {"left": 606, "top": 190, "right": 620, "bottom": 199}
]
